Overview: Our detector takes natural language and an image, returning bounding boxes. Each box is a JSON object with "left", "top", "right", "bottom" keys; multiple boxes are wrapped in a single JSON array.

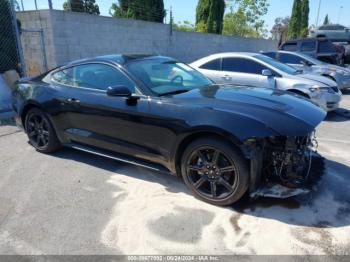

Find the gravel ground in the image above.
[{"left": 0, "top": 93, "right": 349, "bottom": 255}]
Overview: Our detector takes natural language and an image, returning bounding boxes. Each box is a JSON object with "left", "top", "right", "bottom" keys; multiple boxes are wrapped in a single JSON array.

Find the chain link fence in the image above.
[{"left": 0, "top": 0, "right": 25, "bottom": 76}]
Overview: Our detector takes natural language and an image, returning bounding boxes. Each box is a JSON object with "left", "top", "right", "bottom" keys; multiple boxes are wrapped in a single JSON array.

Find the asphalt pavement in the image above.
[{"left": 0, "top": 92, "right": 349, "bottom": 255}]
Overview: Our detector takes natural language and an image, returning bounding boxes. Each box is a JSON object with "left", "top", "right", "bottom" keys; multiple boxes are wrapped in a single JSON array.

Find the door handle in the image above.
[
  {"left": 222, "top": 75, "right": 232, "bottom": 81},
  {"left": 67, "top": 98, "right": 80, "bottom": 104}
]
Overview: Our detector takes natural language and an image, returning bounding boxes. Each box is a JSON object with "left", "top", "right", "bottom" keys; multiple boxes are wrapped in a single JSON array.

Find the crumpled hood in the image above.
[
  {"left": 173, "top": 85, "right": 326, "bottom": 137},
  {"left": 298, "top": 73, "right": 336, "bottom": 86}
]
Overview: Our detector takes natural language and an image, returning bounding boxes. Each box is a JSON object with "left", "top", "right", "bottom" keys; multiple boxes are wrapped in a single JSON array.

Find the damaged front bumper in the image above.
[{"left": 243, "top": 132, "right": 321, "bottom": 199}]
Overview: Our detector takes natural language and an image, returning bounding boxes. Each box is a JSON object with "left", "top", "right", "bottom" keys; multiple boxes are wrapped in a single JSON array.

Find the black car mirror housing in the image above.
[
  {"left": 107, "top": 86, "right": 132, "bottom": 97},
  {"left": 301, "top": 60, "right": 311, "bottom": 66}
]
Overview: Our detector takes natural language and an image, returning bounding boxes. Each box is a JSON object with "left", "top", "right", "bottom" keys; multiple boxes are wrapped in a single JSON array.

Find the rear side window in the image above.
[
  {"left": 319, "top": 41, "right": 336, "bottom": 53},
  {"left": 199, "top": 59, "right": 221, "bottom": 70},
  {"left": 281, "top": 43, "right": 297, "bottom": 51},
  {"left": 301, "top": 41, "right": 316, "bottom": 51},
  {"left": 222, "top": 58, "right": 267, "bottom": 75},
  {"left": 279, "top": 53, "right": 304, "bottom": 64},
  {"left": 52, "top": 63, "right": 135, "bottom": 92},
  {"left": 52, "top": 68, "right": 74, "bottom": 86}
]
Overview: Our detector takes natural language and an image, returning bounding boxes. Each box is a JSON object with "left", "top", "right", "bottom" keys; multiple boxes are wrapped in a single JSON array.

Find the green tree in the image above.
[
  {"left": 300, "top": 0, "right": 309, "bottom": 37},
  {"left": 195, "top": 0, "right": 225, "bottom": 34},
  {"left": 323, "top": 14, "right": 330, "bottom": 25},
  {"left": 110, "top": 0, "right": 165, "bottom": 23},
  {"left": 288, "top": 0, "right": 309, "bottom": 39},
  {"left": 223, "top": 10, "right": 251, "bottom": 37},
  {"left": 0, "top": 0, "right": 20, "bottom": 73},
  {"left": 173, "top": 21, "right": 195, "bottom": 32},
  {"left": 63, "top": 0, "right": 100, "bottom": 15},
  {"left": 288, "top": 0, "right": 302, "bottom": 39},
  {"left": 223, "top": 0, "right": 269, "bottom": 38},
  {"left": 84, "top": 0, "right": 100, "bottom": 14}
]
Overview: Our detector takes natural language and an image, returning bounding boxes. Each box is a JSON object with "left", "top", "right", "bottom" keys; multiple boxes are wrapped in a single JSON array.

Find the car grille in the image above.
[{"left": 327, "top": 102, "right": 338, "bottom": 109}]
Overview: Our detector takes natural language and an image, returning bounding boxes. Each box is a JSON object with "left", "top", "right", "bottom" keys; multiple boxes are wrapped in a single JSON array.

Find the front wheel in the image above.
[
  {"left": 25, "top": 108, "right": 61, "bottom": 153},
  {"left": 181, "top": 137, "right": 249, "bottom": 206}
]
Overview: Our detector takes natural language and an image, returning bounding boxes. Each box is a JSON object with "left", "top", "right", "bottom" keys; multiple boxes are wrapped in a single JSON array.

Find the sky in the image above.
[{"left": 20, "top": 0, "right": 350, "bottom": 31}]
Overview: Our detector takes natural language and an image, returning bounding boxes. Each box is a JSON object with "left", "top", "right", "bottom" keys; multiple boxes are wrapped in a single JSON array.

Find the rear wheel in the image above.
[
  {"left": 181, "top": 137, "right": 249, "bottom": 206},
  {"left": 25, "top": 108, "right": 61, "bottom": 153}
]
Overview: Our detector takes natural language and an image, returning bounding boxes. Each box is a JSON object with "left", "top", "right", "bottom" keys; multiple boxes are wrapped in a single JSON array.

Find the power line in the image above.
[{"left": 315, "top": 0, "right": 322, "bottom": 26}]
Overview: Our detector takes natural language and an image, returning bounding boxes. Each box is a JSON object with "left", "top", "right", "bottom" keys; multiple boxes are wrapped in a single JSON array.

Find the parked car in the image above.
[
  {"left": 262, "top": 50, "right": 350, "bottom": 90},
  {"left": 310, "top": 24, "right": 350, "bottom": 42},
  {"left": 12, "top": 54, "right": 326, "bottom": 206},
  {"left": 191, "top": 52, "right": 342, "bottom": 112},
  {"left": 279, "top": 38, "right": 341, "bottom": 65}
]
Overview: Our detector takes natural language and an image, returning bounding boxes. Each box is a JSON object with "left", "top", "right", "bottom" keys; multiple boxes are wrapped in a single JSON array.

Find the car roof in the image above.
[
  {"left": 283, "top": 37, "right": 330, "bottom": 43},
  {"left": 318, "top": 24, "right": 347, "bottom": 30},
  {"left": 262, "top": 50, "right": 304, "bottom": 55},
  {"left": 191, "top": 52, "right": 259, "bottom": 66},
  {"left": 199, "top": 52, "right": 259, "bottom": 60},
  {"left": 64, "top": 54, "right": 174, "bottom": 67}
]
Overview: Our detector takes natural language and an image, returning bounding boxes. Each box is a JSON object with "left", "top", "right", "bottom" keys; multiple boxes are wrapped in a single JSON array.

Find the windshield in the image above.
[
  {"left": 254, "top": 54, "right": 299, "bottom": 75},
  {"left": 296, "top": 52, "right": 324, "bottom": 65},
  {"left": 125, "top": 58, "right": 212, "bottom": 95}
]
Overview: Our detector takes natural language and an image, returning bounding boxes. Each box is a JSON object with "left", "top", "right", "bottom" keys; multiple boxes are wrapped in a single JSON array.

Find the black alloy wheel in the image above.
[
  {"left": 25, "top": 108, "right": 61, "bottom": 153},
  {"left": 181, "top": 137, "right": 249, "bottom": 206}
]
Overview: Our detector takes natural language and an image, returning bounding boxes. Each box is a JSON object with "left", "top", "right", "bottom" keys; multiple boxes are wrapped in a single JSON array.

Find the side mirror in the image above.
[
  {"left": 262, "top": 69, "right": 273, "bottom": 77},
  {"left": 301, "top": 60, "right": 311, "bottom": 66},
  {"left": 107, "top": 86, "right": 132, "bottom": 97}
]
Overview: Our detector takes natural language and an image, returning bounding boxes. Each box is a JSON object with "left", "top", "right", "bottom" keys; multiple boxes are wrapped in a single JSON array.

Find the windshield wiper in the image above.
[{"left": 159, "top": 89, "right": 190, "bottom": 96}]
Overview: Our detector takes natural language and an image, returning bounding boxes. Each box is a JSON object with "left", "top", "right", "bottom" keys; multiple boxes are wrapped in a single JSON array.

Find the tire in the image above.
[
  {"left": 180, "top": 137, "right": 249, "bottom": 206},
  {"left": 24, "top": 108, "right": 61, "bottom": 153}
]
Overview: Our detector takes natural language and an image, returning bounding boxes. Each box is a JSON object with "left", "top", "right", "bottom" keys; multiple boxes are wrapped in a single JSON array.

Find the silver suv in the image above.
[
  {"left": 310, "top": 24, "right": 350, "bottom": 42},
  {"left": 191, "top": 52, "right": 342, "bottom": 112}
]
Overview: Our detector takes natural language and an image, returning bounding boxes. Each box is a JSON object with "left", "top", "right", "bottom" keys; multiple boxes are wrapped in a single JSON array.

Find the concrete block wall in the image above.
[
  {"left": 170, "top": 30, "right": 277, "bottom": 63},
  {"left": 17, "top": 10, "right": 277, "bottom": 75},
  {"left": 50, "top": 10, "right": 171, "bottom": 66},
  {"left": 17, "top": 11, "right": 55, "bottom": 76}
]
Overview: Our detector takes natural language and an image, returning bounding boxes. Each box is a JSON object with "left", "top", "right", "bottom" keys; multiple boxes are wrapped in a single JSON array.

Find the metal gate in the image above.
[{"left": 20, "top": 28, "right": 48, "bottom": 76}]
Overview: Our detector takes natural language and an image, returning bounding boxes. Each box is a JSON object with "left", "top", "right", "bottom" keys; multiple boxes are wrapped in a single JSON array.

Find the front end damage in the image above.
[{"left": 243, "top": 132, "right": 320, "bottom": 199}]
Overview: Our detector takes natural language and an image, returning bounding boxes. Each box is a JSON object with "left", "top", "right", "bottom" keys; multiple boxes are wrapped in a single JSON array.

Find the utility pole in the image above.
[
  {"left": 20, "top": 0, "right": 24, "bottom": 11},
  {"left": 170, "top": 6, "right": 173, "bottom": 35},
  {"left": 34, "top": 0, "right": 38, "bottom": 10},
  {"left": 337, "top": 6, "right": 343, "bottom": 24},
  {"left": 315, "top": 0, "right": 322, "bottom": 27},
  {"left": 48, "top": 0, "right": 53, "bottom": 9}
]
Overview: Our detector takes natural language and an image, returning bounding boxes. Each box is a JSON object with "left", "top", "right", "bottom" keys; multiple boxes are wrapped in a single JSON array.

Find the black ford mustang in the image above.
[{"left": 12, "top": 55, "right": 326, "bottom": 206}]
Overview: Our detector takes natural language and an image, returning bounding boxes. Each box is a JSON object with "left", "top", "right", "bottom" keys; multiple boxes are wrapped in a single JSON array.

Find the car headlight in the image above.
[
  {"left": 341, "top": 70, "right": 350, "bottom": 76},
  {"left": 309, "top": 85, "right": 330, "bottom": 92},
  {"left": 330, "top": 68, "right": 350, "bottom": 76}
]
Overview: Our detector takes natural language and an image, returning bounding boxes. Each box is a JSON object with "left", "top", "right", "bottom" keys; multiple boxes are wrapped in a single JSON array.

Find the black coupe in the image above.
[{"left": 12, "top": 55, "right": 326, "bottom": 206}]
